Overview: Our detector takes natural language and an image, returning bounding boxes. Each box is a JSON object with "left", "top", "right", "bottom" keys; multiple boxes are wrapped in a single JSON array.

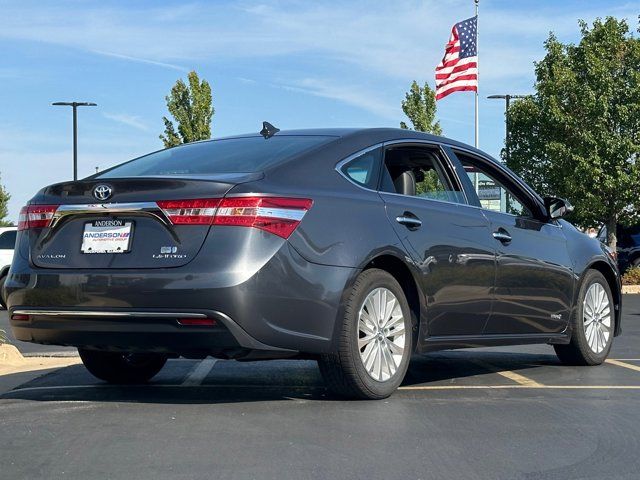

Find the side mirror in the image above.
[{"left": 544, "top": 196, "right": 574, "bottom": 220}]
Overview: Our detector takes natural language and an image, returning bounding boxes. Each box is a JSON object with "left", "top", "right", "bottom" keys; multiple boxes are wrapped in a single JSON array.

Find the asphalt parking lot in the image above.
[{"left": 1, "top": 295, "right": 639, "bottom": 480}]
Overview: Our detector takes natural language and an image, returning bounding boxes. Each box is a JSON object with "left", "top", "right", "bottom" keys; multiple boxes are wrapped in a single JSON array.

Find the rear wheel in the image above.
[
  {"left": 554, "top": 270, "right": 614, "bottom": 365},
  {"left": 318, "top": 268, "right": 413, "bottom": 400},
  {"left": 79, "top": 349, "right": 167, "bottom": 384}
]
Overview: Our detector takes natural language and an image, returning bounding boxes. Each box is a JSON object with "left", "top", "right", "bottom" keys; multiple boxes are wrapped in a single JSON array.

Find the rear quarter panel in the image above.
[{"left": 231, "top": 137, "right": 406, "bottom": 269}]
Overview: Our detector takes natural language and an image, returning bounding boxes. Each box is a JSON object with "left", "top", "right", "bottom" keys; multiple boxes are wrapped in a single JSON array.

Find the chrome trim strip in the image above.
[
  {"left": 55, "top": 202, "right": 159, "bottom": 214},
  {"left": 47, "top": 201, "right": 179, "bottom": 241},
  {"left": 12, "top": 309, "right": 208, "bottom": 318}
]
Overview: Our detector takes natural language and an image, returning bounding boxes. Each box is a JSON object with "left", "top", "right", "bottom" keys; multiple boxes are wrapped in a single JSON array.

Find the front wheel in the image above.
[
  {"left": 554, "top": 270, "right": 614, "bottom": 365},
  {"left": 79, "top": 349, "right": 167, "bottom": 384},
  {"left": 318, "top": 268, "right": 413, "bottom": 400}
]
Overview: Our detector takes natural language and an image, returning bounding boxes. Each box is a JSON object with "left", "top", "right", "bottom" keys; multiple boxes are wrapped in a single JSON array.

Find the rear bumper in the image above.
[
  {"left": 9, "top": 308, "right": 295, "bottom": 359},
  {"left": 6, "top": 240, "right": 357, "bottom": 356}
]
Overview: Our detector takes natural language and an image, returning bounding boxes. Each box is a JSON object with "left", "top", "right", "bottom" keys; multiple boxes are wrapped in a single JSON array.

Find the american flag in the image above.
[{"left": 435, "top": 16, "right": 478, "bottom": 100}]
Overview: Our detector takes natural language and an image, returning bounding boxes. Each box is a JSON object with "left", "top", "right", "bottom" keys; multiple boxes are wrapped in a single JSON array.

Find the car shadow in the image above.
[{"left": 0, "top": 352, "right": 562, "bottom": 404}]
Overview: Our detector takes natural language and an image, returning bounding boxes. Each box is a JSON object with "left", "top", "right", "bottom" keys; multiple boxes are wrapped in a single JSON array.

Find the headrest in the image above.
[{"left": 393, "top": 170, "right": 416, "bottom": 196}]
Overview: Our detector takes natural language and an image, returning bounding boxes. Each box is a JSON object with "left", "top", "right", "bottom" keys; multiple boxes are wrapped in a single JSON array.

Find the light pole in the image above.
[
  {"left": 487, "top": 94, "right": 529, "bottom": 163},
  {"left": 52, "top": 102, "right": 97, "bottom": 180}
]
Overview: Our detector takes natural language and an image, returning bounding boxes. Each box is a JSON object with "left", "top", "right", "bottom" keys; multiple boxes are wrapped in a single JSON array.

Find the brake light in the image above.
[
  {"left": 157, "top": 199, "right": 221, "bottom": 225},
  {"left": 17, "top": 205, "right": 59, "bottom": 231},
  {"left": 213, "top": 196, "right": 313, "bottom": 239}
]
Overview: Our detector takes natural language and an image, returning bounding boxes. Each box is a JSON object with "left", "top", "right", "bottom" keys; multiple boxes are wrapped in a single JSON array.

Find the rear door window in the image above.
[
  {"left": 97, "top": 136, "right": 335, "bottom": 178},
  {"left": 380, "top": 145, "right": 466, "bottom": 204}
]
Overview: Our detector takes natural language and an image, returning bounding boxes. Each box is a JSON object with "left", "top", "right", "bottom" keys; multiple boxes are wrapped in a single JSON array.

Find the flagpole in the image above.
[{"left": 474, "top": 0, "right": 479, "bottom": 148}]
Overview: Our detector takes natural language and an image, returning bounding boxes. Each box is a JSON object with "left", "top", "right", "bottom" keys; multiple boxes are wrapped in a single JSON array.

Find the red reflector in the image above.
[
  {"left": 157, "top": 199, "right": 221, "bottom": 225},
  {"left": 17, "top": 205, "right": 59, "bottom": 231},
  {"left": 177, "top": 318, "right": 217, "bottom": 326},
  {"left": 213, "top": 196, "right": 313, "bottom": 239},
  {"left": 11, "top": 314, "right": 29, "bottom": 321}
]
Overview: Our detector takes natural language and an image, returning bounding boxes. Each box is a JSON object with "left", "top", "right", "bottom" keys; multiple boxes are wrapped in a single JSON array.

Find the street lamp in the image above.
[
  {"left": 52, "top": 101, "right": 97, "bottom": 180},
  {"left": 487, "top": 94, "right": 529, "bottom": 163}
]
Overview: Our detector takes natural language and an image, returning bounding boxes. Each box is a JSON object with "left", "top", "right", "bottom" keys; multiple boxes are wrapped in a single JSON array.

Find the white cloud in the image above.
[
  {"left": 103, "top": 113, "right": 150, "bottom": 132},
  {"left": 277, "top": 78, "right": 400, "bottom": 120},
  {"left": 92, "top": 51, "right": 188, "bottom": 72},
  {"left": 0, "top": 1, "right": 635, "bottom": 101}
]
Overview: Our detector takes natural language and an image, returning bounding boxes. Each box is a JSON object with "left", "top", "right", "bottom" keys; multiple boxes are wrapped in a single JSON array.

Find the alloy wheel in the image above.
[
  {"left": 357, "top": 287, "right": 406, "bottom": 382},
  {"left": 583, "top": 282, "right": 612, "bottom": 354}
]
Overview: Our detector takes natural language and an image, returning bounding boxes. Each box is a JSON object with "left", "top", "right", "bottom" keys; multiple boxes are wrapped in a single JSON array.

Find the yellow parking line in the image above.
[
  {"left": 472, "top": 360, "right": 544, "bottom": 387},
  {"left": 605, "top": 359, "right": 640, "bottom": 373},
  {"left": 398, "top": 385, "right": 640, "bottom": 391}
]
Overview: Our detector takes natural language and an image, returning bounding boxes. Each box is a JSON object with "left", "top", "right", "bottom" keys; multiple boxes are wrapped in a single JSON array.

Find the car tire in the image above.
[
  {"left": 318, "top": 268, "right": 413, "bottom": 400},
  {"left": 554, "top": 270, "right": 614, "bottom": 366},
  {"left": 631, "top": 257, "right": 640, "bottom": 268},
  {"left": 0, "top": 274, "right": 7, "bottom": 310},
  {"left": 78, "top": 349, "right": 167, "bottom": 384}
]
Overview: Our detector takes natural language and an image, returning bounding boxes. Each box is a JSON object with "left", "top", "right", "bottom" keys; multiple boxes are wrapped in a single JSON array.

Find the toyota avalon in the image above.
[{"left": 4, "top": 127, "right": 621, "bottom": 399}]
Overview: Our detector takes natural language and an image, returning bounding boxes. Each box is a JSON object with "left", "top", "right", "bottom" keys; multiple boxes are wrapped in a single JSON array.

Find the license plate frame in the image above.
[{"left": 81, "top": 219, "right": 134, "bottom": 254}]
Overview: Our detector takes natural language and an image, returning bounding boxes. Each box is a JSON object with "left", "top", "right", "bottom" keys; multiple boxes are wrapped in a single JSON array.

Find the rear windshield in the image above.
[{"left": 97, "top": 136, "right": 334, "bottom": 178}]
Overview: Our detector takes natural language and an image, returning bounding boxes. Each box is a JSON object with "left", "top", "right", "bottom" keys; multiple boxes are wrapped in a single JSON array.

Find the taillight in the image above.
[
  {"left": 157, "top": 199, "right": 221, "bottom": 225},
  {"left": 157, "top": 196, "right": 312, "bottom": 238},
  {"left": 213, "top": 196, "right": 313, "bottom": 239},
  {"left": 17, "top": 205, "right": 59, "bottom": 231}
]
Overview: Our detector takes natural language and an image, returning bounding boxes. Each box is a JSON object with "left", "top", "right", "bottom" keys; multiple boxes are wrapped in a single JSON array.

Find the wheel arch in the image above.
[
  {"left": 361, "top": 254, "right": 424, "bottom": 351},
  {"left": 582, "top": 260, "right": 622, "bottom": 336}
]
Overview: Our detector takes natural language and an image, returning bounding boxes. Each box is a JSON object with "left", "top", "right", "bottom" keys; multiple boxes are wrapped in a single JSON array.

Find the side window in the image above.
[
  {"left": 380, "top": 146, "right": 466, "bottom": 204},
  {"left": 456, "top": 153, "right": 532, "bottom": 217},
  {"left": 340, "top": 147, "right": 382, "bottom": 190},
  {"left": 0, "top": 230, "right": 16, "bottom": 249}
]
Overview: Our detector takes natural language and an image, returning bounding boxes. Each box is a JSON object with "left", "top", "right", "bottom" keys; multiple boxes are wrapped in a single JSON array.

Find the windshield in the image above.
[{"left": 97, "top": 136, "right": 335, "bottom": 178}]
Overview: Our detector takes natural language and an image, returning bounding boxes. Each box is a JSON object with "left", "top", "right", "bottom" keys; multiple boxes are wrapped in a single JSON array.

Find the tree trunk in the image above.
[{"left": 606, "top": 215, "right": 618, "bottom": 251}]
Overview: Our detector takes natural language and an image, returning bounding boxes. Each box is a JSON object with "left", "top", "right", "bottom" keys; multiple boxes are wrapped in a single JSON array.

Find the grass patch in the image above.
[{"left": 622, "top": 266, "right": 640, "bottom": 286}]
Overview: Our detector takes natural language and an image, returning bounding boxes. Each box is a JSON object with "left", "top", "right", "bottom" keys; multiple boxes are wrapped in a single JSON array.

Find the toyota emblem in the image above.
[{"left": 93, "top": 184, "right": 113, "bottom": 201}]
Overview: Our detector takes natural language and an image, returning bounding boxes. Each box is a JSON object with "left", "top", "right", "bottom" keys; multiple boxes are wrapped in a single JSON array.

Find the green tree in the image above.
[
  {"left": 507, "top": 17, "right": 640, "bottom": 249},
  {"left": 400, "top": 80, "right": 442, "bottom": 135},
  {"left": 160, "top": 71, "right": 214, "bottom": 148},
  {"left": 0, "top": 176, "right": 11, "bottom": 227}
]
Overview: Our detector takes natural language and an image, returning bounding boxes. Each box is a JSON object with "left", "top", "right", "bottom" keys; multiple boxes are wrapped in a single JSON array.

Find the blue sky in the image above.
[{"left": 0, "top": 0, "right": 637, "bottom": 222}]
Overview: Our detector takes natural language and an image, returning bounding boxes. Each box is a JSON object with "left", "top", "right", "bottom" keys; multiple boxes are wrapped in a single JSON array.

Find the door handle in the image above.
[
  {"left": 492, "top": 228, "right": 512, "bottom": 244},
  {"left": 396, "top": 213, "right": 422, "bottom": 230}
]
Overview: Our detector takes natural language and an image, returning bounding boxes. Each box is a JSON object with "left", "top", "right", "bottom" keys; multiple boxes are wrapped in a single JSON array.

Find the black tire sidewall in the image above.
[
  {"left": 573, "top": 270, "right": 614, "bottom": 364},
  {"left": 345, "top": 269, "right": 412, "bottom": 398}
]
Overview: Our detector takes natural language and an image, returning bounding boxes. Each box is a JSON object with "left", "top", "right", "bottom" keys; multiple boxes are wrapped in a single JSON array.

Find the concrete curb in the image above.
[
  {"left": 622, "top": 285, "right": 640, "bottom": 294},
  {"left": 0, "top": 344, "right": 26, "bottom": 366}
]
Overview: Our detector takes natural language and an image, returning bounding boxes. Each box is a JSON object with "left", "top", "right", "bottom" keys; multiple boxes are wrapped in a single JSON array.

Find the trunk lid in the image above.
[{"left": 29, "top": 174, "right": 261, "bottom": 269}]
